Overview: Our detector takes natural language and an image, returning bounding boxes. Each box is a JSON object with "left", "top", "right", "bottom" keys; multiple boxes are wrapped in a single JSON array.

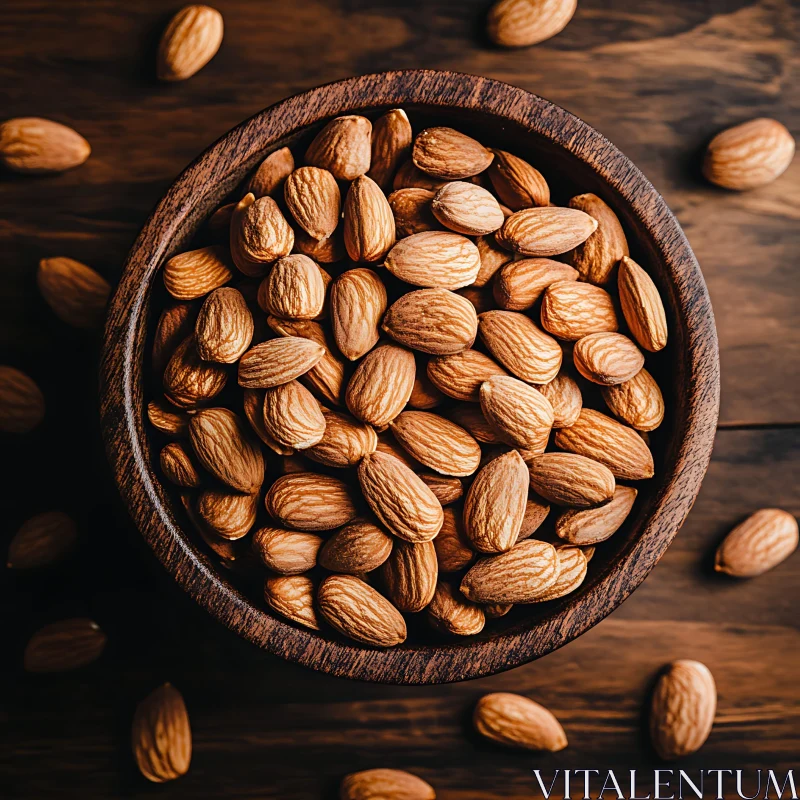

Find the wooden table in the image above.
[{"left": 2, "top": 1, "right": 798, "bottom": 797}]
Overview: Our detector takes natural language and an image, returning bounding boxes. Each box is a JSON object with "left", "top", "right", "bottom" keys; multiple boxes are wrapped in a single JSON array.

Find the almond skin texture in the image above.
[
  {"left": 517, "top": 496, "right": 551, "bottom": 541},
  {"left": 479, "top": 310, "right": 562, "bottom": 384},
  {"left": 163, "top": 245, "right": 232, "bottom": 300},
  {"left": 132, "top": 683, "right": 192, "bottom": 784},
  {"left": 238, "top": 337, "right": 326, "bottom": 389},
  {"left": 390, "top": 411, "right": 482, "bottom": 477},
  {"left": 7, "top": 511, "right": 78, "bottom": 570},
  {"left": 381, "top": 539, "right": 438, "bottom": 613},
  {"left": 487, "top": 0, "right": 578, "bottom": 48},
  {"left": 601, "top": 368, "right": 664, "bottom": 431},
  {"left": 464, "top": 450, "right": 529, "bottom": 553},
  {"left": 568, "top": 193, "right": 629, "bottom": 285},
  {"left": 382, "top": 289, "right": 478, "bottom": 356},
  {"left": 284, "top": 166, "right": 341, "bottom": 241},
  {"left": 618, "top": 256, "right": 668, "bottom": 353},
  {"left": 556, "top": 485, "right": 638, "bottom": 545},
  {"left": 703, "top": 118, "right": 795, "bottom": 190},
  {"left": 487, "top": 149, "right": 550, "bottom": 209},
  {"left": 368, "top": 108, "right": 413, "bottom": 192},
  {"left": 461, "top": 539, "right": 559, "bottom": 603},
  {"left": 197, "top": 489, "right": 258, "bottom": 540},
  {"left": 528, "top": 452, "right": 615, "bottom": 508},
  {"left": 251, "top": 526, "right": 323, "bottom": 574},
  {"left": 574, "top": 332, "right": 644, "bottom": 385},
  {"left": 319, "top": 520, "right": 394, "bottom": 574},
  {"left": 247, "top": 146, "right": 294, "bottom": 198},
  {"left": 346, "top": 343, "right": 416, "bottom": 428},
  {"left": 230, "top": 193, "right": 294, "bottom": 277},
  {"left": 420, "top": 474, "right": 463, "bottom": 506},
  {"left": 24, "top": 618, "right": 106, "bottom": 673},
  {"left": 541, "top": 281, "right": 618, "bottom": 341},
  {"left": 474, "top": 693, "right": 568, "bottom": 752},
  {"left": 480, "top": 375, "right": 554, "bottom": 452},
  {"left": 264, "top": 574, "right": 320, "bottom": 630},
  {"left": 37, "top": 257, "right": 110, "bottom": 330},
  {"left": 153, "top": 303, "right": 197, "bottom": 376},
  {"left": 0, "top": 117, "right": 90, "bottom": 173},
  {"left": 194, "top": 287, "right": 253, "bottom": 363},
  {"left": 306, "top": 410, "right": 378, "bottom": 468},
  {"left": 434, "top": 507, "right": 476, "bottom": 572},
  {"left": 163, "top": 336, "right": 227, "bottom": 409},
  {"left": 555, "top": 408, "right": 655, "bottom": 480},
  {"left": 147, "top": 399, "right": 190, "bottom": 438},
  {"left": 259, "top": 254, "right": 325, "bottom": 320},
  {"left": 714, "top": 509, "right": 799, "bottom": 578},
  {"left": 650, "top": 660, "right": 717, "bottom": 761},
  {"left": 499, "top": 207, "right": 598, "bottom": 257},
  {"left": 493, "top": 258, "right": 578, "bottom": 311},
  {"left": 160, "top": 442, "right": 201, "bottom": 488},
  {"left": 431, "top": 181, "right": 505, "bottom": 235},
  {"left": 385, "top": 231, "right": 481, "bottom": 290},
  {"left": 344, "top": 175, "right": 396, "bottom": 263},
  {"left": 428, "top": 582, "right": 485, "bottom": 636},
  {"left": 0, "top": 366, "right": 45, "bottom": 433},
  {"left": 473, "top": 233, "right": 513, "bottom": 287},
  {"left": 536, "top": 370, "right": 582, "bottom": 428},
  {"left": 262, "top": 380, "right": 326, "bottom": 450},
  {"left": 305, "top": 115, "right": 372, "bottom": 181},
  {"left": 531, "top": 545, "right": 588, "bottom": 602},
  {"left": 388, "top": 188, "right": 440, "bottom": 238},
  {"left": 340, "top": 769, "right": 435, "bottom": 800},
  {"left": 318, "top": 574, "right": 407, "bottom": 647},
  {"left": 265, "top": 472, "right": 358, "bottom": 531},
  {"left": 330, "top": 268, "right": 388, "bottom": 361},
  {"left": 157, "top": 4, "right": 223, "bottom": 81},
  {"left": 427, "top": 349, "right": 508, "bottom": 402},
  {"left": 242, "top": 388, "right": 293, "bottom": 455},
  {"left": 412, "top": 127, "right": 494, "bottom": 179},
  {"left": 358, "top": 451, "right": 444, "bottom": 543}
]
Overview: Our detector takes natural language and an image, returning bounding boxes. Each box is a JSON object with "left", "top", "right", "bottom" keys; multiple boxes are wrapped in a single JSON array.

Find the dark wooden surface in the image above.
[{"left": 1, "top": 1, "right": 797, "bottom": 797}]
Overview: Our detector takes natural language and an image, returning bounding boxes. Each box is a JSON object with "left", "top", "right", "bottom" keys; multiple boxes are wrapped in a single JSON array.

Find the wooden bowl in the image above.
[{"left": 100, "top": 70, "right": 719, "bottom": 684}]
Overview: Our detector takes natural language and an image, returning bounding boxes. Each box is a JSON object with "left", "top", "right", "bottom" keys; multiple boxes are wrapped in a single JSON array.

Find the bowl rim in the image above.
[{"left": 100, "top": 69, "right": 720, "bottom": 685}]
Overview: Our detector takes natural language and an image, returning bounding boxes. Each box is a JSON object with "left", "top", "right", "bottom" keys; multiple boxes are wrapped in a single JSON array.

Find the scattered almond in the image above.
[
  {"left": 714, "top": 509, "right": 798, "bottom": 577},
  {"left": 24, "top": 618, "right": 106, "bottom": 673},
  {"left": 37, "top": 257, "right": 110, "bottom": 330},
  {"left": 0, "top": 366, "right": 45, "bottom": 433},
  {"left": 0, "top": 117, "right": 90, "bottom": 173},
  {"left": 157, "top": 4, "right": 223, "bottom": 81},
  {"left": 7, "top": 511, "right": 78, "bottom": 570},
  {"left": 474, "top": 692, "right": 567, "bottom": 752},
  {"left": 340, "top": 769, "right": 434, "bottom": 800},
  {"left": 487, "top": 0, "right": 578, "bottom": 48}
]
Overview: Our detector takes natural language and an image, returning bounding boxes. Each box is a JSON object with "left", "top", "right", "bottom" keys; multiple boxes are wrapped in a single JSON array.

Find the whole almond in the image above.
[
  {"left": 247, "top": 146, "right": 294, "bottom": 198},
  {"left": 242, "top": 388, "right": 293, "bottom": 456},
  {"left": 153, "top": 303, "right": 196, "bottom": 375},
  {"left": 132, "top": 683, "right": 192, "bottom": 783},
  {"left": 428, "top": 582, "right": 485, "bottom": 636},
  {"left": 650, "top": 660, "right": 716, "bottom": 760},
  {"left": 284, "top": 166, "right": 341, "bottom": 241},
  {"left": 230, "top": 193, "right": 294, "bottom": 277},
  {"left": 265, "top": 472, "right": 358, "bottom": 531},
  {"left": 574, "top": 332, "right": 644, "bottom": 385},
  {"left": 427, "top": 349, "right": 508, "bottom": 402},
  {"left": 264, "top": 574, "right": 320, "bottom": 630},
  {"left": 344, "top": 175, "right": 396, "bottom": 263},
  {"left": 381, "top": 539, "right": 438, "bottom": 613},
  {"left": 318, "top": 574, "right": 407, "bottom": 647},
  {"left": 413, "top": 127, "right": 493, "bottom": 179},
  {"left": 388, "top": 188, "right": 440, "bottom": 237},
  {"left": 461, "top": 539, "right": 559, "bottom": 603},
  {"left": 531, "top": 545, "right": 587, "bottom": 602},
  {"left": 464, "top": 450, "right": 529, "bottom": 553},
  {"left": 618, "top": 256, "right": 668, "bottom": 353},
  {"left": 448, "top": 404, "right": 501, "bottom": 444},
  {"left": 434, "top": 506, "right": 476, "bottom": 572},
  {"left": 252, "top": 526, "right": 323, "bottom": 574},
  {"left": 420, "top": 473, "right": 463, "bottom": 505},
  {"left": 163, "top": 336, "right": 227, "bottom": 409},
  {"left": 0, "top": 366, "right": 45, "bottom": 433},
  {"left": 528, "top": 452, "right": 615, "bottom": 508},
  {"left": 499, "top": 207, "right": 598, "bottom": 257},
  {"left": 319, "top": 520, "right": 394, "bottom": 574},
  {"left": 306, "top": 410, "right": 378, "bottom": 468},
  {"left": 382, "top": 289, "right": 478, "bottom": 355},
  {"left": 160, "top": 441, "right": 201, "bottom": 488},
  {"left": 37, "top": 257, "right": 110, "bottom": 330},
  {"left": 157, "top": 4, "right": 223, "bottom": 81},
  {"left": 474, "top": 692, "right": 567, "bottom": 752},
  {"left": 147, "top": 399, "right": 190, "bottom": 438},
  {"left": 358, "top": 451, "right": 444, "bottom": 543},
  {"left": 479, "top": 310, "right": 562, "bottom": 384},
  {"left": 541, "top": 281, "right": 618, "bottom": 341},
  {"left": 0, "top": 117, "right": 90, "bottom": 173},
  {"left": 517, "top": 496, "right": 551, "bottom": 541},
  {"left": 163, "top": 245, "right": 233, "bottom": 300},
  {"left": 555, "top": 408, "right": 655, "bottom": 480},
  {"left": 7, "top": 511, "right": 78, "bottom": 570},
  {"left": 340, "top": 769, "right": 435, "bottom": 800},
  {"left": 376, "top": 432, "right": 422, "bottom": 470},
  {"left": 24, "top": 618, "right": 106, "bottom": 673},
  {"left": 182, "top": 492, "right": 244, "bottom": 561},
  {"left": 568, "top": 193, "right": 629, "bottom": 285},
  {"left": 714, "top": 509, "right": 798, "bottom": 577},
  {"left": 258, "top": 254, "right": 325, "bottom": 320},
  {"left": 393, "top": 159, "right": 449, "bottom": 191},
  {"left": 493, "top": 258, "right": 578, "bottom": 311},
  {"left": 368, "top": 108, "right": 413, "bottom": 192},
  {"left": 238, "top": 337, "right": 325, "bottom": 389},
  {"left": 197, "top": 488, "right": 258, "bottom": 539},
  {"left": 409, "top": 363, "right": 446, "bottom": 410},
  {"left": 385, "top": 231, "right": 481, "bottom": 290},
  {"left": 305, "top": 115, "right": 372, "bottom": 181},
  {"left": 556, "top": 485, "right": 638, "bottom": 545},
  {"left": 473, "top": 233, "right": 514, "bottom": 287},
  {"left": 431, "top": 181, "right": 505, "bottom": 235},
  {"left": 480, "top": 375, "right": 554, "bottom": 452},
  {"left": 601, "top": 368, "right": 664, "bottom": 431},
  {"left": 487, "top": 149, "right": 550, "bottom": 208},
  {"left": 194, "top": 287, "right": 253, "bottom": 363},
  {"left": 263, "top": 380, "right": 326, "bottom": 450},
  {"left": 703, "top": 118, "right": 795, "bottom": 190},
  {"left": 487, "top": 0, "right": 578, "bottom": 47},
  {"left": 536, "top": 370, "right": 582, "bottom": 428},
  {"left": 330, "top": 268, "right": 388, "bottom": 361}
]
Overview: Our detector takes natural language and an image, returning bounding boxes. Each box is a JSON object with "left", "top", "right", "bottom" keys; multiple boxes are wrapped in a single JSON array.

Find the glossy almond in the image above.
[
  {"left": 238, "top": 337, "right": 325, "bottom": 389},
  {"left": 574, "top": 332, "right": 644, "bottom": 385},
  {"left": 266, "top": 472, "right": 358, "bottom": 532},
  {"left": 431, "top": 181, "right": 505, "bottom": 235},
  {"left": 487, "top": 0, "right": 578, "bottom": 48},
  {"left": 153, "top": 303, "right": 196, "bottom": 375},
  {"left": 528, "top": 452, "right": 615, "bottom": 508},
  {"left": 194, "top": 287, "right": 253, "bottom": 363},
  {"left": 541, "top": 281, "right": 618, "bottom": 341},
  {"left": 196, "top": 488, "right": 258, "bottom": 539},
  {"left": 284, "top": 166, "right": 340, "bottom": 241},
  {"left": 7, "top": 511, "right": 78, "bottom": 570},
  {"left": 230, "top": 193, "right": 294, "bottom": 277},
  {"left": 368, "top": 108, "right": 413, "bottom": 192},
  {"left": 157, "top": 4, "right": 223, "bottom": 81},
  {"left": 434, "top": 506, "right": 475, "bottom": 572},
  {"left": 264, "top": 574, "right": 320, "bottom": 630},
  {"left": 258, "top": 254, "right": 325, "bottom": 320},
  {"left": 473, "top": 233, "right": 513, "bottom": 287},
  {"left": 388, "top": 188, "right": 440, "bottom": 238},
  {"left": 0, "top": 366, "right": 45, "bottom": 433},
  {"left": 163, "top": 245, "right": 232, "bottom": 300},
  {"left": 384, "top": 231, "right": 481, "bottom": 290},
  {"left": 428, "top": 582, "right": 485, "bottom": 636},
  {"left": 601, "top": 368, "right": 664, "bottom": 431},
  {"left": 163, "top": 336, "right": 227, "bottom": 409},
  {"left": 381, "top": 539, "right": 438, "bottom": 612},
  {"left": 493, "top": 258, "right": 578, "bottom": 311},
  {"left": 499, "top": 207, "right": 597, "bottom": 257},
  {"left": 262, "top": 380, "right": 326, "bottom": 450},
  {"left": 319, "top": 520, "right": 394, "bottom": 574},
  {"left": 486, "top": 149, "right": 549, "bottom": 209},
  {"left": 568, "top": 193, "right": 629, "bottom": 285},
  {"left": 340, "top": 769, "right": 435, "bottom": 800},
  {"left": 305, "top": 115, "right": 372, "bottom": 181},
  {"left": 474, "top": 692, "right": 567, "bottom": 752},
  {"left": 556, "top": 485, "right": 638, "bottom": 545},
  {"left": 412, "top": 127, "right": 493, "bottom": 179},
  {"left": 479, "top": 375, "right": 554, "bottom": 452},
  {"left": 330, "top": 268, "right": 388, "bottom": 361},
  {"left": 147, "top": 399, "right": 190, "bottom": 438},
  {"left": 714, "top": 509, "right": 798, "bottom": 578},
  {"left": 0, "top": 117, "right": 90, "bottom": 173},
  {"left": 306, "top": 410, "right": 378, "bottom": 468},
  {"left": 536, "top": 370, "right": 582, "bottom": 428},
  {"left": 247, "top": 146, "right": 294, "bottom": 198},
  {"left": 24, "top": 618, "right": 106, "bottom": 673},
  {"left": 160, "top": 441, "right": 201, "bottom": 488},
  {"left": 427, "top": 349, "right": 508, "bottom": 402},
  {"left": 618, "top": 256, "right": 668, "bottom": 353},
  {"left": 37, "top": 257, "right": 110, "bottom": 330},
  {"left": 252, "top": 526, "right": 322, "bottom": 574},
  {"left": 344, "top": 175, "right": 396, "bottom": 263}
]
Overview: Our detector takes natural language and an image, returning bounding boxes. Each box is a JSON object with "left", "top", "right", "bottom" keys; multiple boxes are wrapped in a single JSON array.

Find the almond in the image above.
[
  {"left": 393, "top": 159, "right": 449, "bottom": 191},
  {"left": 431, "top": 181, "right": 505, "bottom": 235},
  {"left": 153, "top": 303, "right": 197, "bottom": 375},
  {"left": 197, "top": 488, "right": 257, "bottom": 539},
  {"left": 382, "top": 289, "right": 478, "bottom": 356},
  {"left": 181, "top": 492, "right": 244, "bottom": 562},
  {"left": 340, "top": 769, "right": 434, "bottom": 800},
  {"left": 265, "top": 472, "right": 358, "bottom": 531},
  {"left": 163, "top": 335, "right": 227, "bottom": 409},
  {"left": 601, "top": 368, "right": 664, "bottom": 431},
  {"left": 132, "top": 683, "right": 192, "bottom": 783},
  {"left": 317, "top": 574, "right": 406, "bottom": 647},
  {"left": 493, "top": 258, "right": 578, "bottom": 311},
  {"left": 434, "top": 506, "right": 476, "bottom": 572},
  {"left": 344, "top": 175, "right": 396, "bottom": 262},
  {"left": 318, "top": 520, "right": 394, "bottom": 574},
  {"left": 530, "top": 545, "right": 587, "bottom": 602},
  {"left": 714, "top": 508, "right": 798, "bottom": 578},
  {"left": 247, "top": 146, "right": 294, "bottom": 198},
  {"left": 388, "top": 188, "right": 440, "bottom": 237},
  {"left": 0, "top": 366, "right": 45, "bottom": 433},
  {"left": 703, "top": 118, "right": 795, "bottom": 190},
  {"left": 24, "top": 618, "right": 106, "bottom": 673},
  {"left": 7, "top": 511, "right": 78, "bottom": 570},
  {"left": 499, "top": 206, "right": 597, "bottom": 257},
  {"left": 479, "top": 375, "right": 554, "bottom": 451},
  {"left": 487, "top": 149, "right": 550, "bottom": 209},
  {"left": 412, "top": 127, "right": 494, "bottom": 179},
  {"left": 428, "top": 582, "right": 485, "bottom": 636},
  {"left": 163, "top": 245, "right": 233, "bottom": 300},
  {"left": 147, "top": 399, "right": 190, "bottom": 438},
  {"left": 358, "top": 451, "right": 444, "bottom": 543},
  {"left": 306, "top": 410, "right": 378, "bottom": 467},
  {"left": 457, "top": 286, "right": 495, "bottom": 314},
  {"left": 409, "top": 362, "right": 446, "bottom": 409},
  {"left": 258, "top": 254, "right": 325, "bottom": 320},
  {"left": 487, "top": 0, "right": 577, "bottom": 48},
  {"left": 157, "top": 4, "right": 223, "bottom": 81},
  {"left": 528, "top": 452, "right": 615, "bottom": 507},
  {"left": 384, "top": 231, "right": 481, "bottom": 289},
  {"left": 617, "top": 256, "right": 668, "bottom": 353},
  {"left": 474, "top": 692, "right": 567, "bottom": 752},
  {"left": 427, "top": 349, "right": 507, "bottom": 402},
  {"left": 368, "top": 108, "right": 413, "bottom": 192},
  {"left": 284, "top": 166, "right": 341, "bottom": 241},
  {"left": 194, "top": 287, "right": 253, "bottom": 363},
  {"left": 464, "top": 450, "right": 529, "bottom": 553},
  {"left": 574, "top": 332, "right": 644, "bottom": 385},
  {"left": 540, "top": 281, "right": 618, "bottom": 340},
  {"left": 389, "top": 411, "right": 481, "bottom": 477},
  {"left": 238, "top": 337, "right": 325, "bottom": 389},
  {"left": 264, "top": 574, "right": 320, "bottom": 630},
  {"left": 160, "top": 442, "right": 201, "bottom": 488},
  {"left": 473, "top": 233, "right": 513, "bottom": 287},
  {"left": 252, "top": 526, "right": 323, "bottom": 574},
  {"left": 0, "top": 117, "right": 90, "bottom": 173},
  {"left": 650, "top": 660, "right": 716, "bottom": 760},
  {"left": 37, "top": 257, "right": 110, "bottom": 330},
  {"left": 461, "top": 538, "right": 559, "bottom": 603},
  {"left": 517, "top": 495, "right": 551, "bottom": 541},
  {"left": 554, "top": 408, "right": 654, "bottom": 480},
  {"left": 484, "top": 603, "right": 513, "bottom": 618},
  {"left": 568, "top": 193, "right": 629, "bottom": 285},
  {"left": 230, "top": 193, "right": 294, "bottom": 277},
  {"left": 241, "top": 388, "right": 293, "bottom": 455},
  {"left": 330, "top": 268, "right": 388, "bottom": 361},
  {"left": 305, "top": 115, "right": 372, "bottom": 181},
  {"left": 447, "top": 404, "right": 501, "bottom": 444},
  {"left": 535, "top": 369, "right": 582, "bottom": 429},
  {"left": 556, "top": 485, "right": 637, "bottom": 545},
  {"left": 294, "top": 227, "right": 346, "bottom": 263},
  {"left": 346, "top": 343, "right": 416, "bottom": 428},
  {"left": 478, "top": 310, "right": 562, "bottom": 384},
  {"left": 420, "top": 473, "right": 463, "bottom": 506},
  {"left": 262, "top": 380, "right": 326, "bottom": 450},
  {"left": 376, "top": 431, "right": 422, "bottom": 471},
  {"left": 381, "top": 538, "right": 438, "bottom": 612}
]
